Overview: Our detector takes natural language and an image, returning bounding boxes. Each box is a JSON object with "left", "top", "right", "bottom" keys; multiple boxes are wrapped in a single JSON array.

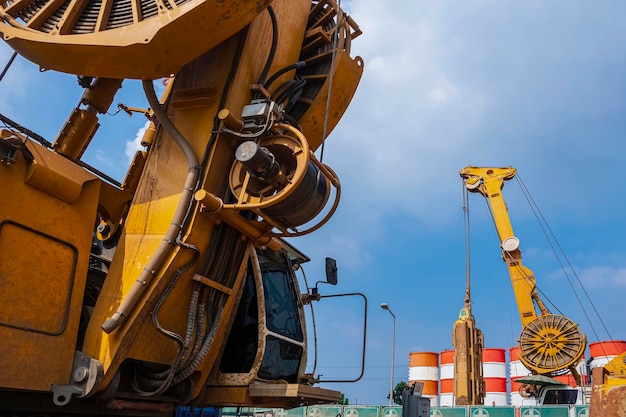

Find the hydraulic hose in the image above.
[{"left": 101, "top": 80, "right": 200, "bottom": 334}]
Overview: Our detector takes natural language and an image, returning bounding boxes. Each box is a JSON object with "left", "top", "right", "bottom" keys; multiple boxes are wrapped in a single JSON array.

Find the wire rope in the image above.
[
  {"left": 319, "top": 0, "right": 342, "bottom": 163},
  {"left": 480, "top": 188, "right": 562, "bottom": 316},
  {"left": 0, "top": 51, "right": 17, "bottom": 83},
  {"left": 462, "top": 179, "right": 471, "bottom": 304},
  {"left": 515, "top": 174, "right": 613, "bottom": 343}
]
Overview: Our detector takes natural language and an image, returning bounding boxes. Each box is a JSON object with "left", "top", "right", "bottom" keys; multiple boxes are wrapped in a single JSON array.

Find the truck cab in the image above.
[{"left": 539, "top": 385, "right": 578, "bottom": 405}]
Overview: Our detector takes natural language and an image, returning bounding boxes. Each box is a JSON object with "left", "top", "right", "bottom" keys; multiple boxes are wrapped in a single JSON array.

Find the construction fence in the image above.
[{"left": 179, "top": 404, "right": 591, "bottom": 417}]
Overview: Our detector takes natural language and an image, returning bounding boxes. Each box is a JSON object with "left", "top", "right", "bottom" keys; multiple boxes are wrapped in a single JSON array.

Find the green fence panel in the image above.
[
  {"left": 306, "top": 405, "right": 342, "bottom": 417},
  {"left": 573, "top": 406, "right": 589, "bottom": 417},
  {"left": 343, "top": 405, "right": 381, "bottom": 417},
  {"left": 285, "top": 408, "right": 306, "bottom": 417},
  {"left": 381, "top": 406, "right": 402, "bottom": 417},
  {"left": 468, "top": 407, "right": 514, "bottom": 417},
  {"left": 430, "top": 407, "right": 466, "bottom": 417},
  {"left": 519, "top": 407, "right": 569, "bottom": 417},
  {"left": 221, "top": 407, "right": 253, "bottom": 416}
]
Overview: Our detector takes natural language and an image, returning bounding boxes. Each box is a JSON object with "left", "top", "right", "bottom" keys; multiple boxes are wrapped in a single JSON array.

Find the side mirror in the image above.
[{"left": 325, "top": 257, "right": 338, "bottom": 285}]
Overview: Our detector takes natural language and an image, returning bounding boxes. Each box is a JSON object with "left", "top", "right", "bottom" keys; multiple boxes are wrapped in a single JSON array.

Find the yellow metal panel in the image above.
[
  {"left": 0, "top": 140, "right": 100, "bottom": 391},
  {"left": 24, "top": 139, "right": 97, "bottom": 203},
  {"left": 0, "top": 221, "right": 76, "bottom": 334}
]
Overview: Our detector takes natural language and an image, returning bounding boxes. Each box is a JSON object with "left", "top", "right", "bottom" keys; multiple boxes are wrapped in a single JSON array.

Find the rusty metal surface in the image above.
[{"left": 590, "top": 382, "right": 626, "bottom": 417}]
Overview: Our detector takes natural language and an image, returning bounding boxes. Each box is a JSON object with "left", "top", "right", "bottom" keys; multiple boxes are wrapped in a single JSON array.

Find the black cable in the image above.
[
  {"left": 263, "top": 61, "right": 307, "bottom": 91},
  {"left": 274, "top": 78, "right": 306, "bottom": 109},
  {"left": 256, "top": 6, "right": 279, "bottom": 88},
  {"left": 199, "top": 26, "right": 249, "bottom": 177},
  {"left": 0, "top": 112, "right": 52, "bottom": 147},
  {"left": 0, "top": 52, "right": 17, "bottom": 83}
]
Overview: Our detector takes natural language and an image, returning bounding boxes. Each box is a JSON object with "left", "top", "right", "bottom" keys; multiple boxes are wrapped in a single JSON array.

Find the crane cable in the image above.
[
  {"left": 514, "top": 174, "right": 614, "bottom": 345},
  {"left": 0, "top": 51, "right": 16, "bottom": 83},
  {"left": 462, "top": 179, "right": 471, "bottom": 306},
  {"left": 319, "top": 0, "right": 342, "bottom": 163},
  {"left": 479, "top": 183, "right": 565, "bottom": 316},
  {"left": 467, "top": 180, "right": 518, "bottom": 346}
]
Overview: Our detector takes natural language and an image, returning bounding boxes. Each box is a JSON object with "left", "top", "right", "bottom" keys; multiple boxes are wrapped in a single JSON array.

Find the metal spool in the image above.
[
  {"left": 262, "top": 162, "right": 329, "bottom": 227},
  {"left": 229, "top": 134, "right": 330, "bottom": 229},
  {"left": 518, "top": 313, "right": 586, "bottom": 374}
]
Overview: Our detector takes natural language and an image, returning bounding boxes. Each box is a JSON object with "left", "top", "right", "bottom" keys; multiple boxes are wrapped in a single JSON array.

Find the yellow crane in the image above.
[
  {"left": 459, "top": 167, "right": 626, "bottom": 415},
  {"left": 0, "top": 1, "right": 364, "bottom": 415},
  {"left": 459, "top": 166, "right": 586, "bottom": 382}
]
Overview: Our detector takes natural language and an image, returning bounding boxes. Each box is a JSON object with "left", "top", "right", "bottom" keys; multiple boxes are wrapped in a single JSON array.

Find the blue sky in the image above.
[{"left": 1, "top": 0, "right": 626, "bottom": 408}]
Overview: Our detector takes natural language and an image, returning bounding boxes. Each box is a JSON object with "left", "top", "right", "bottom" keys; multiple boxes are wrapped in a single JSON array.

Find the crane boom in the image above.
[{"left": 459, "top": 166, "right": 586, "bottom": 379}]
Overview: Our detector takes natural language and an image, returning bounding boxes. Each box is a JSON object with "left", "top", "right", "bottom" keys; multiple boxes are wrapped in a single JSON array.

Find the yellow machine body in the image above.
[
  {"left": 0, "top": 0, "right": 363, "bottom": 414},
  {"left": 590, "top": 351, "right": 626, "bottom": 417},
  {"left": 0, "top": 133, "right": 100, "bottom": 391}
]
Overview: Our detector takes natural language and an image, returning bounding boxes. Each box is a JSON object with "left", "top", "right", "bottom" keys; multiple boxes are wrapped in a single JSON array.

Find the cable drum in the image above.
[
  {"left": 518, "top": 313, "right": 586, "bottom": 374},
  {"left": 229, "top": 134, "right": 331, "bottom": 229},
  {"left": 261, "top": 161, "right": 329, "bottom": 227}
]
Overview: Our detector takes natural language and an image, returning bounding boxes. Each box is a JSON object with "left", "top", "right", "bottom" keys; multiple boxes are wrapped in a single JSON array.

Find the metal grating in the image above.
[
  {"left": 106, "top": 0, "right": 133, "bottom": 30},
  {"left": 16, "top": 0, "right": 48, "bottom": 26},
  {"left": 6, "top": 0, "right": 193, "bottom": 33},
  {"left": 72, "top": 0, "right": 100, "bottom": 34},
  {"left": 41, "top": 0, "right": 69, "bottom": 33}
]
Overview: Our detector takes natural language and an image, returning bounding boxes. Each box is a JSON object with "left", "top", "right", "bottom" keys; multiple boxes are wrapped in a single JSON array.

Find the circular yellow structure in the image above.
[
  {"left": 518, "top": 313, "right": 586, "bottom": 375},
  {"left": 0, "top": 0, "right": 271, "bottom": 78}
]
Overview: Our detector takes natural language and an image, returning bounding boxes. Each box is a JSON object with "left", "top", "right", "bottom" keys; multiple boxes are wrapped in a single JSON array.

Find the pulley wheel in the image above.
[{"left": 518, "top": 314, "right": 586, "bottom": 374}]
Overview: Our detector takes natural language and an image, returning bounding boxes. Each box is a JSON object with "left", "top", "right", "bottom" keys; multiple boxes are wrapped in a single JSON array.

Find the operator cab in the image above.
[{"left": 539, "top": 386, "right": 578, "bottom": 405}]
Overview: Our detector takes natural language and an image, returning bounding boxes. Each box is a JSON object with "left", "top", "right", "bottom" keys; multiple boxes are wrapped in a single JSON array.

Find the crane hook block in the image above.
[{"left": 0, "top": 0, "right": 272, "bottom": 79}]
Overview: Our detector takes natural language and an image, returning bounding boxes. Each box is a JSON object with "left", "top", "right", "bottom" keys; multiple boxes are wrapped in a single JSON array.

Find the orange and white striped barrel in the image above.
[
  {"left": 408, "top": 351, "right": 439, "bottom": 406},
  {"left": 483, "top": 348, "right": 507, "bottom": 406},
  {"left": 439, "top": 349, "right": 454, "bottom": 406},
  {"left": 509, "top": 346, "right": 536, "bottom": 406},
  {"left": 589, "top": 340, "right": 626, "bottom": 369}
]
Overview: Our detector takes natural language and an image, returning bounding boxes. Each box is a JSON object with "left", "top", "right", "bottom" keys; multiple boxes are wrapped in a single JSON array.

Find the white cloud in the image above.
[
  {"left": 125, "top": 120, "right": 150, "bottom": 162},
  {"left": 428, "top": 81, "right": 458, "bottom": 105},
  {"left": 578, "top": 266, "right": 626, "bottom": 289}
]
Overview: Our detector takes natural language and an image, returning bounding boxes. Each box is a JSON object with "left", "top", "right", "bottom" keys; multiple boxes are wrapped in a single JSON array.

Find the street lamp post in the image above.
[{"left": 380, "top": 303, "right": 396, "bottom": 406}]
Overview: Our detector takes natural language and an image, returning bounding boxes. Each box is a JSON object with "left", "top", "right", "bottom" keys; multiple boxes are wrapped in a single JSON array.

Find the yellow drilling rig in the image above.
[
  {"left": 0, "top": 1, "right": 364, "bottom": 415},
  {"left": 460, "top": 166, "right": 626, "bottom": 416}
]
